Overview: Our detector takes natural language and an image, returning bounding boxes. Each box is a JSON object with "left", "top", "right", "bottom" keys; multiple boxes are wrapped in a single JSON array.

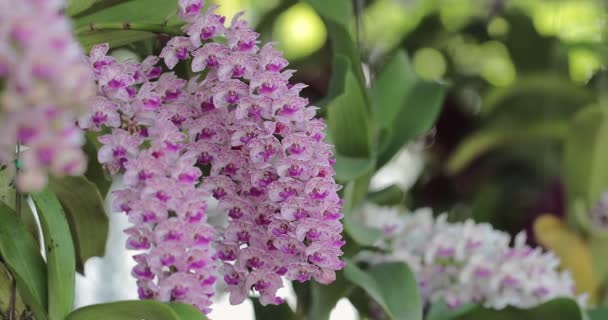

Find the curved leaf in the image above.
[
  {"left": 252, "top": 298, "right": 296, "bottom": 320},
  {"left": 446, "top": 121, "right": 569, "bottom": 174},
  {"left": 77, "top": 30, "right": 156, "bottom": 51},
  {"left": 308, "top": 271, "right": 353, "bottom": 320},
  {"left": 66, "top": 300, "right": 180, "bottom": 320},
  {"left": 73, "top": 0, "right": 180, "bottom": 28},
  {"left": 303, "top": 0, "right": 352, "bottom": 28},
  {"left": 455, "top": 298, "right": 585, "bottom": 320},
  {"left": 0, "top": 170, "right": 39, "bottom": 243},
  {"left": 426, "top": 302, "right": 476, "bottom": 320},
  {"left": 334, "top": 154, "right": 374, "bottom": 182},
  {"left": 48, "top": 176, "right": 109, "bottom": 273},
  {"left": 83, "top": 132, "right": 112, "bottom": 197},
  {"left": 168, "top": 303, "right": 207, "bottom": 320},
  {"left": 563, "top": 106, "right": 608, "bottom": 206},
  {"left": 66, "top": 0, "right": 101, "bottom": 16},
  {"left": 32, "top": 191, "right": 76, "bottom": 320},
  {"left": 0, "top": 262, "right": 28, "bottom": 318},
  {"left": 344, "top": 261, "right": 422, "bottom": 320},
  {"left": 0, "top": 202, "right": 48, "bottom": 320}
]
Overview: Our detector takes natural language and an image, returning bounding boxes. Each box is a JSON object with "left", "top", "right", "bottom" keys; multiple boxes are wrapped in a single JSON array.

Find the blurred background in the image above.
[{"left": 76, "top": 0, "right": 608, "bottom": 318}]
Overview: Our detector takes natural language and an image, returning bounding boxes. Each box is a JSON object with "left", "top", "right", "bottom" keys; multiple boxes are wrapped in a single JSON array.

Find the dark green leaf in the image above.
[
  {"left": 32, "top": 191, "right": 76, "bottom": 320},
  {"left": 308, "top": 271, "right": 353, "bottom": 320},
  {"left": 48, "top": 176, "right": 109, "bottom": 274},
  {"left": 303, "top": 0, "right": 352, "bottom": 27},
  {"left": 455, "top": 298, "right": 585, "bottom": 320},
  {"left": 83, "top": 132, "right": 112, "bottom": 197},
  {"left": 377, "top": 81, "right": 445, "bottom": 168},
  {"left": 343, "top": 168, "right": 373, "bottom": 213},
  {"left": 0, "top": 262, "right": 28, "bottom": 318},
  {"left": 0, "top": 202, "right": 48, "bottom": 320},
  {"left": 563, "top": 106, "right": 608, "bottom": 206},
  {"left": 66, "top": 300, "right": 180, "bottom": 320},
  {"left": 344, "top": 261, "right": 422, "bottom": 320},
  {"left": 426, "top": 302, "right": 476, "bottom": 320},
  {"left": 168, "top": 303, "right": 207, "bottom": 320},
  {"left": 446, "top": 121, "right": 569, "bottom": 174},
  {"left": 588, "top": 308, "right": 608, "bottom": 320},
  {"left": 367, "top": 185, "right": 405, "bottom": 206},
  {"left": 77, "top": 30, "right": 156, "bottom": 52},
  {"left": 252, "top": 297, "right": 296, "bottom": 320},
  {"left": 74, "top": 0, "right": 180, "bottom": 28},
  {"left": 326, "top": 55, "right": 372, "bottom": 158}
]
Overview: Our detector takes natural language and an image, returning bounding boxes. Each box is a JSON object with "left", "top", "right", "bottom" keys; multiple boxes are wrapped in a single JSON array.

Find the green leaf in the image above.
[
  {"left": 31, "top": 191, "right": 76, "bottom": 320},
  {"left": 48, "top": 176, "right": 109, "bottom": 274},
  {"left": 0, "top": 202, "right": 48, "bottom": 320},
  {"left": 326, "top": 55, "right": 372, "bottom": 158},
  {"left": 303, "top": 0, "right": 352, "bottom": 27},
  {"left": 252, "top": 297, "right": 297, "bottom": 320},
  {"left": 308, "top": 271, "right": 353, "bottom": 320},
  {"left": 66, "top": 0, "right": 101, "bottom": 16},
  {"left": 343, "top": 215, "right": 381, "bottom": 247},
  {"left": 168, "top": 303, "right": 207, "bottom": 320},
  {"left": 371, "top": 51, "right": 417, "bottom": 130},
  {"left": 455, "top": 298, "right": 585, "bottom": 320},
  {"left": 73, "top": 0, "right": 180, "bottom": 28},
  {"left": 426, "top": 302, "right": 476, "bottom": 320},
  {"left": 83, "top": 132, "right": 112, "bottom": 197},
  {"left": 334, "top": 154, "right": 375, "bottom": 182},
  {"left": 77, "top": 30, "right": 156, "bottom": 52},
  {"left": 344, "top": 261, "right": 422, "bottom": 320},
  {"left": 446, "top": 121, "right": 569, "bottom": 174},
  {"left": 588, "top": 308, "right": 608, "bottom": 320},
  {"left": 564, "top": 105, "right": 608, "bottom": 206},
  {"left": 377, "top": 81, "right": 445, "bottom": 168},
  {"left": 367, "top": 185, "right": 405, "bottom": 206},
  {"left": 0, "top": 170, "right": 39, "bottom": 243},
  {"left": 66, "top": 300, "right": 181, "bottom": 320}
]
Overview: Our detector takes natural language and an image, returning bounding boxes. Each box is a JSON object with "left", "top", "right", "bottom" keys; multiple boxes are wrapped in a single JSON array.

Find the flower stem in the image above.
[
  {"left": 8, "top": 143, "right": 21, "bottom": 320},
  {"left": 75, "top": 22, "right": 184, "bottom": 36}
]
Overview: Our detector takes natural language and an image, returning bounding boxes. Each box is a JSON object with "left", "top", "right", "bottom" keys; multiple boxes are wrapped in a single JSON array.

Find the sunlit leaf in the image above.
[
  {"left": 455, "top": 298, "right": 585, "bottom": 320},
  {"left": 66, "top": 300, "right": 180, "bottom": 320}
]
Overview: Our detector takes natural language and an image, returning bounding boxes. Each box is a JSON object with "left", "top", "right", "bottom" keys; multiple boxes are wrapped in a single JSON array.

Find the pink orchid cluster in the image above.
[
  {"left": 0, "top": 0, "right": 94, "bottom": 191},
  {"left": 80, "top": 0, "right": 344, "bottom": 313}
]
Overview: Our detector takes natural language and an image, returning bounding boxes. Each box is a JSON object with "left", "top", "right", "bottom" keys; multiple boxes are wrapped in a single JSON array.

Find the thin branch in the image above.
[{"left": 75, "top": 22, "right": 184, "bottom": 36}]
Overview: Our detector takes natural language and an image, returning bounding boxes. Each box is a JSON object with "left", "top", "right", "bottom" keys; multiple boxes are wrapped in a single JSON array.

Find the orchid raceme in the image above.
[
  {"left": 0, "top": 0, "right": 94, "bottom": 191},
  {"left": 356, "top": 204, "right": 586, "bottom": 310},
  {"left": 80, "top": 0, "right": 344, "bottom": 313}
]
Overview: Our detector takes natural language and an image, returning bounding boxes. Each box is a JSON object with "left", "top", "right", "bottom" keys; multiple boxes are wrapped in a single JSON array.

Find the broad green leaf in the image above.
[
  {"left": 83, "top": 132, "right": 112, "bottom": 197},
  {"left": 334, "top": 154, "right": 375, "bottom": 182},
  {"left": 74, "top": 0, "right": 180, "bottom": 28},
  {"left": 32, "top": 191, "right": 76, "bottom": 320},
  {"left": 343, "top": 215, "right": 381, "bottom": 247},
  {"left": 252, "top": 298, "right": 297, "bottom": 320},
  {"left": 446, "top": 121, "right": 569, "bottom": 174},
  {"left": 367, "top": 185, "right": 405, "bottom": 206},
  {"left": 0, "top": 170, "right": 39, "bottom": 243},
  {"left": 371, "top": 51, "right": 417, "bottom": 129},
  {"left": 308, "top": 271, "right": 353, "bottom": 320},
  {"left": 344, "top": 261, "right": 422, "bottom": 320},
  {"left": 326, "top": 55, "right": 372, "bottom": 158},
  {"left": 482, "top": 75, "right": 594, "bottom": 116},
  {"left": 66, "top": 300, "right": 180, "bottom": 320},
  {"left": 426, "top": 302, "right": 476, "bottom": 320},
  {"left": 0, "top": 202, "right": 48, "bottom": 320},
  {"left": 564, "top": 106, "right": 608, "bottom": 206},
  {"left": 455, "top": 298, "right": 585, "bottom": 320},
  {"left": 588, "top": 308, "right": 608, "bottom": 320},
  {"left": 66, "top": 0, "right": 101, "bottom": 16},
  {"left": 48, "top": 176, "right": 109, "bottom": 273},
  {"left": 168, "top": 303, "right": 207, "bottom": 320},
  {"left": 343, "top": 169, "right": 373, "bottom": 213},
  {"left": 377, "top": 81, "right": 445, "bottom": 168},
  {"left": 325, "top": 21, "right": 366, "bottom": 89},
  {"left": 78, "top": 30, "right": 156, "bottom": 52},
  {"left": 303, "top": 0, "right": 352, "bottom": 28}
]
